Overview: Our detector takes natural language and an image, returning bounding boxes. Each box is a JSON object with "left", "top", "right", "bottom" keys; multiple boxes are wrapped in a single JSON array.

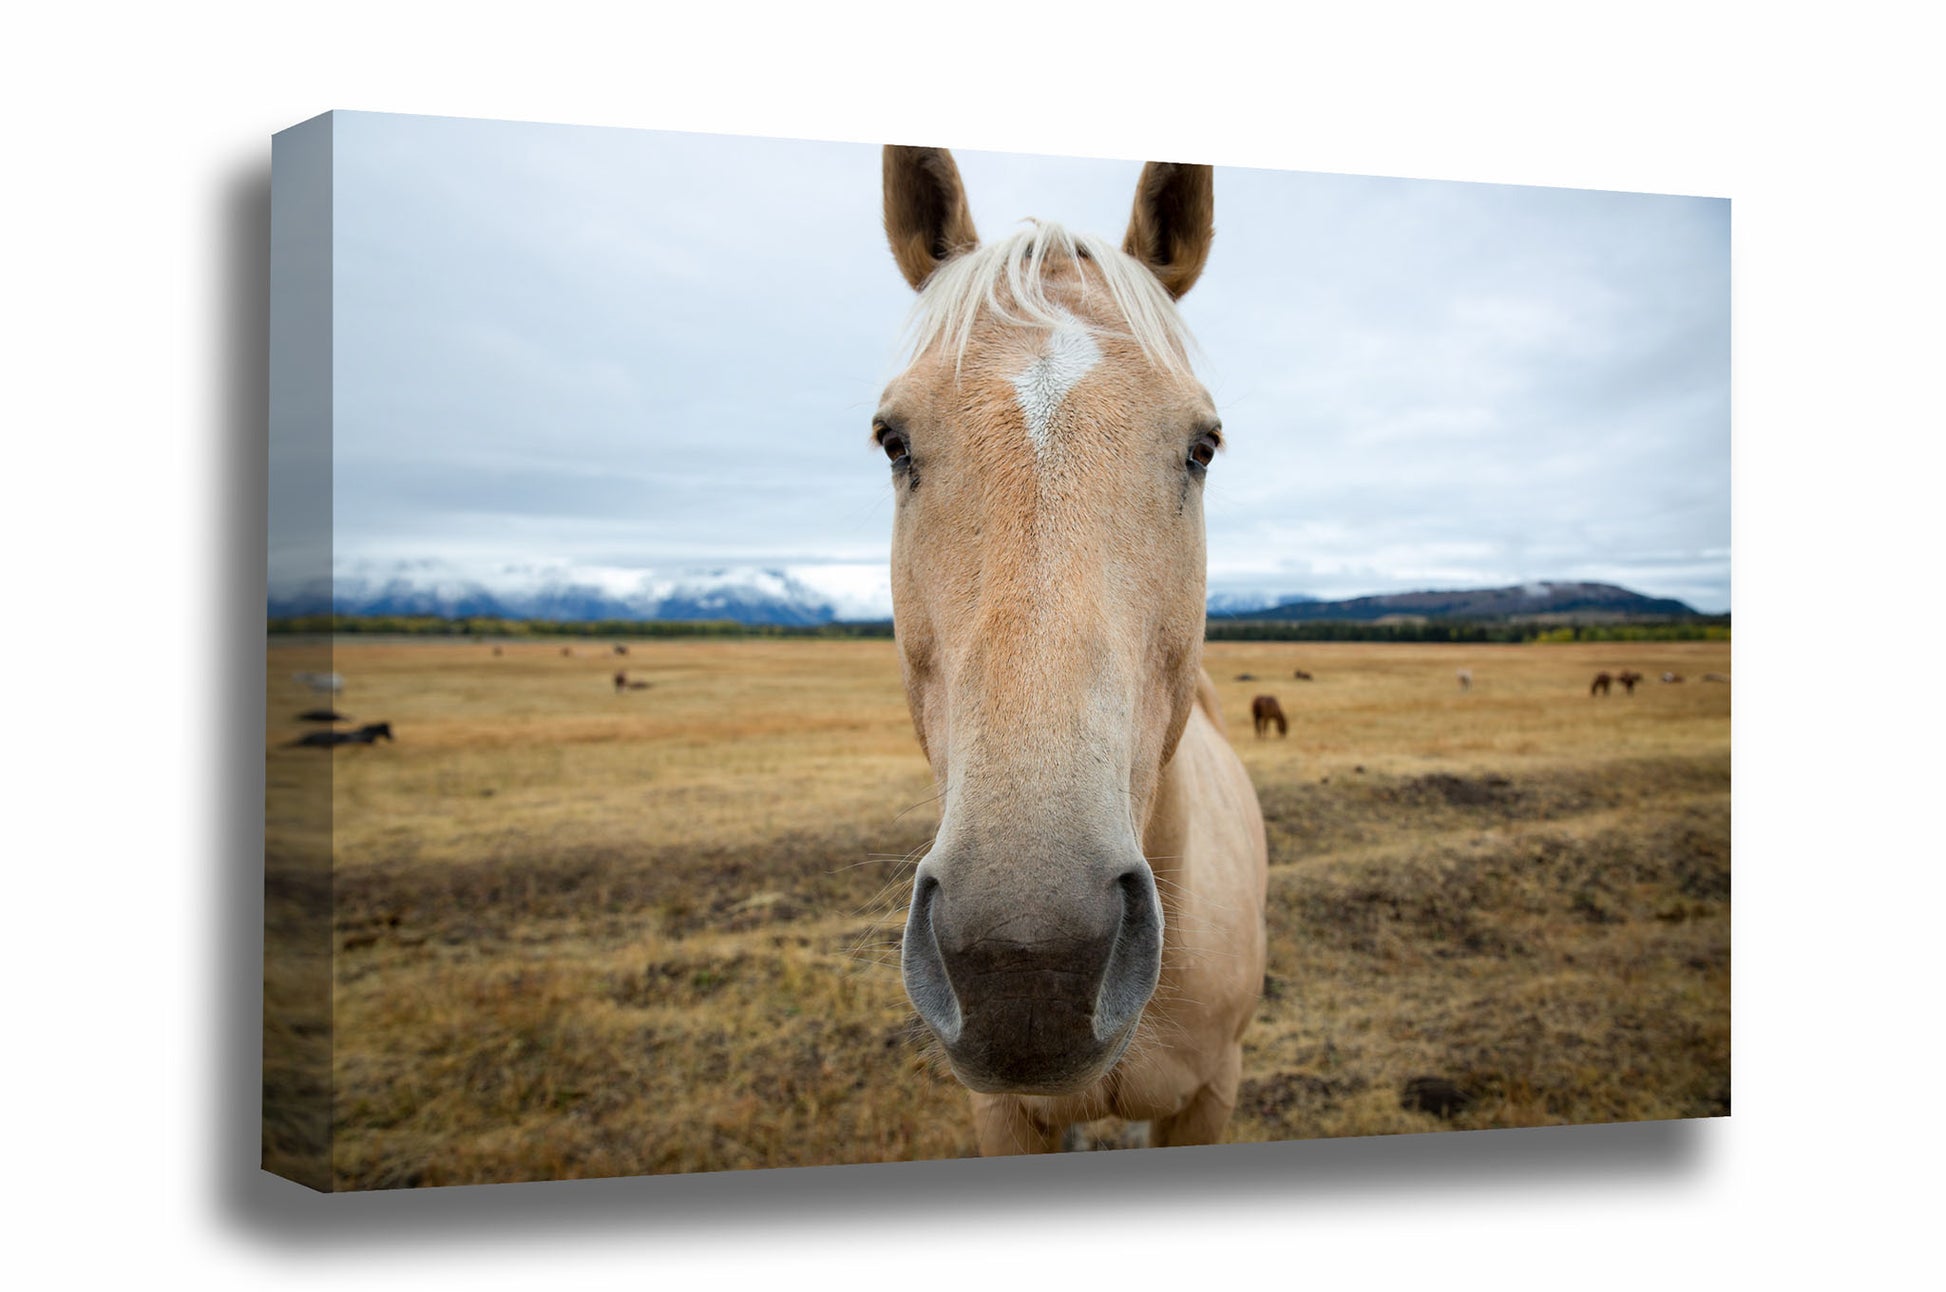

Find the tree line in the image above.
[{"left": 270, "top": 614, "right": 1727, "bottom": 643}]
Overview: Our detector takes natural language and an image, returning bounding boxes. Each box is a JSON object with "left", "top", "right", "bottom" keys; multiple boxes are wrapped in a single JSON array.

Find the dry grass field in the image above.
[{"left": 263, "top": 636, "right": 1730, "bottom": 1189}]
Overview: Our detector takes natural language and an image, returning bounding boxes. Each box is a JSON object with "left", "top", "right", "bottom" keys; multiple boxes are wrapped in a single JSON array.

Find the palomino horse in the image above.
[
  {"left": 879, "top": 147, "right": 1269, "bottom": 1155},
  {"left": 1251, "top": 695, "right": 1288, "bottom": 738}
]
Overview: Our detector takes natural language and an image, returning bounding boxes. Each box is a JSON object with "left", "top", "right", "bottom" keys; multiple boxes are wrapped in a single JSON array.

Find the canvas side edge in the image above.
[{"left": 263, "top": 110, "right": 336, "bottom": 1192}]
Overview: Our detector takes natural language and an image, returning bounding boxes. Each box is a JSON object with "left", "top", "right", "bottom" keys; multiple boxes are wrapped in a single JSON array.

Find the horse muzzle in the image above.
[{"left": 901, "top": 856, "right": 1164, "bottom": 1096}]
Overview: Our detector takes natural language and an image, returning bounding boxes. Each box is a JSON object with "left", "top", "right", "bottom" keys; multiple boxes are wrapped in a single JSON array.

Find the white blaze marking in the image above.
[{"left": 1012, "top": 319, "right": 1101, "bottom": 454}]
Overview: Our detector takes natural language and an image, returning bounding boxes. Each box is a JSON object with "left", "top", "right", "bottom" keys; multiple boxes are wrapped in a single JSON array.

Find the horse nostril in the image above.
[
  {"left": 1093, "top": 866, "right": 1164, "bottom": 1042},
  {"left": 901, "top": 873, "right": 963, "bottom": 1044}
]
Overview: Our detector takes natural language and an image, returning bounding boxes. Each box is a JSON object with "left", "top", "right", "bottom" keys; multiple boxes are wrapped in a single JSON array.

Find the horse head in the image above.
[{"left": 879, "top": 147, "right": 1219, "bottom": 1096}]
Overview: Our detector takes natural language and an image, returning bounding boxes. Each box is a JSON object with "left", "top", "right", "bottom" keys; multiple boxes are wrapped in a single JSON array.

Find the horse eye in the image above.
[
  {"left": 880, "top": 431, "right": 910, "bottom": 466},
  {"left": 1188, "top": 432, "right": 1220, "bottom": 470}
]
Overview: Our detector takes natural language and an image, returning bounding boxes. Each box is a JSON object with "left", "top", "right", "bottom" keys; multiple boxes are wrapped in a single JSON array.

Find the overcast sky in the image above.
[{"left": 325, "top": 111, "right": 1730, "bottom": 614}]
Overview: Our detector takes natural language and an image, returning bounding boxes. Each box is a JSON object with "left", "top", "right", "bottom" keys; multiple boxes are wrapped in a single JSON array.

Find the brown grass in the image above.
[{"left": 263, "top": 637, "right": 1730, "bottom": 1188}]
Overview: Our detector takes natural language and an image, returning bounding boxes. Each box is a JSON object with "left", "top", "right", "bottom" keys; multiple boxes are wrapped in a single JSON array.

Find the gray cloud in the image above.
[{"left": 325, "top": 113, "right": 1730, "bottom": 614}]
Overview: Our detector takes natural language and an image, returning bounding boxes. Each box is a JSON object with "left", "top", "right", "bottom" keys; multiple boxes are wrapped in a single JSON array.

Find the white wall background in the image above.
[{"left": 2, "top": 2, "right": 1939, "bottom": 1287}]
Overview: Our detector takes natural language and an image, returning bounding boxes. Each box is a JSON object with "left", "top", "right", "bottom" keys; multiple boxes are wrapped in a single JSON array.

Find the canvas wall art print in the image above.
[{"left": 265, "top": 111, "right": 1730, "bottom": 1190}]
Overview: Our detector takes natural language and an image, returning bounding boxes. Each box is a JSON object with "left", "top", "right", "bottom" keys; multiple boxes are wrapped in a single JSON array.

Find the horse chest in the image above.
[{"left": 1103, "top": 1052, "right": 1207, "bottom": 1123}]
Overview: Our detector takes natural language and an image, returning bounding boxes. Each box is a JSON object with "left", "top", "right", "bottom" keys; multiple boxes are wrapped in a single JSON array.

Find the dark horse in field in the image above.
[
  {"left": 1616, "top": 670, "right": 1644, "bottom": 695},
  {"left": 290, "top": 722, "right": 393, "bottom": 749},
  {"left": 1251, "top": 695, "right": 1288, "bottom": 738},
  {"left": 1590, "top": 672, "right": 1613, "bottom": 696}
]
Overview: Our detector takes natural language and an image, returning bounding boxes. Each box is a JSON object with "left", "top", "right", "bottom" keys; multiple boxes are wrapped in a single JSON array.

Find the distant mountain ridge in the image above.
[
  {"left": 271, "top": 566, "right": 1704, "bottom": 628},
  {"left": 1205, "top": 590, "right": 1318, "bottom": 617},
  {"left": 274, "top": 561, "right": 1331, "bottom": 626},
  {"left": 1214, "top": 581, "right": 1701, "bottom": 623},
  {"left": 271, "top": 566, "right": 844, "bottom": 627}
]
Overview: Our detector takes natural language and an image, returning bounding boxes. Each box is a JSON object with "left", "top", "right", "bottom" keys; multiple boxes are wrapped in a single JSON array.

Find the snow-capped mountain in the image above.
[
  {"left": 271, "top": 559, "right": 1326, "bottom": 625},
  {"left": 271, "top": 561, "right": 856, "bottom": 626}
]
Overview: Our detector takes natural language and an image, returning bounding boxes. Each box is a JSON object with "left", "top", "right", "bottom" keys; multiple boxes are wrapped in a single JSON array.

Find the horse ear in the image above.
[
  {"left": 1122, "top": 162, "right": 1214, "bottom": 299},
  {"left": 884, "top": 146, "right": 980, "bottom": 291}
]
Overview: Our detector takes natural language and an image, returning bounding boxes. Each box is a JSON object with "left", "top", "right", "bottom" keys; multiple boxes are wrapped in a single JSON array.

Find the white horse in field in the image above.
[
  {"left": 878, "top": 147, "right": 1268, "bottom": 1153},
  {"left": 291, "top": 671, "right": 343, "bottom": 696}
]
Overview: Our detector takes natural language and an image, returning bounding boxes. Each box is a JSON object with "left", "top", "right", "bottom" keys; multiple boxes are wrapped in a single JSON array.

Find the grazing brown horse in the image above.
[
  {"left": 1292, "top": 669, "right": 1313, "bottom": 681},
  {"left": 1251, "top": 695, "right": 1289, "bottom": 738},
  {"left": 1617, "top": 669, "right": 1643, "bottom": 695},
  {"left": 880, "top": 146, "right": 1268, "bottom": 1155},
  {"left": 1591, "top": 672, "right": 1613, "bottom": 696}
]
